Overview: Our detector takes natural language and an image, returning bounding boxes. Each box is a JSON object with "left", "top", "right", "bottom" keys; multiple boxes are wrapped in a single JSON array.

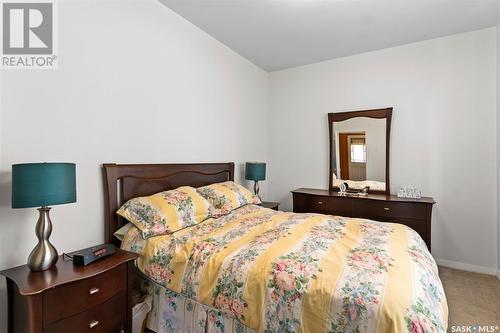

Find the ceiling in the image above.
[{"left": 159, "top": 0, "right": 500, "bottom": 72}]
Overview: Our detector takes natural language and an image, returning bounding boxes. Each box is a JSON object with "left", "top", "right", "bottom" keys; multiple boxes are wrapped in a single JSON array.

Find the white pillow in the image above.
[{"left": 113, "top": 223, "right": 134, "bottom": 242}]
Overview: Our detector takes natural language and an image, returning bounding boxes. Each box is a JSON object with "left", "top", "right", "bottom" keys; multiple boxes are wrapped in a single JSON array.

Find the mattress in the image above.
[{"left": 122, "top": 204, "right": 448, "bottom": 333}]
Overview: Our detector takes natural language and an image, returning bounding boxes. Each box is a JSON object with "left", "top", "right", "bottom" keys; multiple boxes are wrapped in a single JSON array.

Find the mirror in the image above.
[{"left": 328, "top": 108, "right": 392, "bottom": 194}]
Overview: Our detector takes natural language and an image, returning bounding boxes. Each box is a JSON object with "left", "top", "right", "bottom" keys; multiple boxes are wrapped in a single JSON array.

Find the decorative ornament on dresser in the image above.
[
  {"left": 11, "top": 162, "right": 76, "bottom": 271},
  {"left": 245, "top": 161, "right": 266, "bottom": 201}
]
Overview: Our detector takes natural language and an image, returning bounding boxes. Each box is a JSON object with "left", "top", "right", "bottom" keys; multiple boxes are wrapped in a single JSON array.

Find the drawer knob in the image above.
[
  {"left": 384, "top": 207, "right": 390, "bottom": 211},
  {"left": 89, "top": 287, "right": 100, "bottom": 295},
  {"left": 89, "top": 320, "right": 99, "bottom": 329},
  {"left": 317, "top": 201, "right": 323, "bottom": 205}
]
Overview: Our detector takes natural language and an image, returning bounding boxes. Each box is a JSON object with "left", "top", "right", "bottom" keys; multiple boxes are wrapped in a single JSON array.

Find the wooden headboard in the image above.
[{"left": 103, "top": 162, "right": 235, "bottom": 246}]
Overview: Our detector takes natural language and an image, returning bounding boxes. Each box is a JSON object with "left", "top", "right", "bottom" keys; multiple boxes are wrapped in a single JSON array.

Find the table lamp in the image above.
[
  {"left": 12, "top": 163, "right": 76, "bottom": 271},
  {"left": 245, "top": 162, "right": 266, "bottom": 201}
]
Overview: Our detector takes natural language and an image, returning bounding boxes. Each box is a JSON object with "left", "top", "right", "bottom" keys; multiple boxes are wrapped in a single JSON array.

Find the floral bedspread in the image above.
[{"left": 122, "top": 204, "right": 448, "bottom": 333}]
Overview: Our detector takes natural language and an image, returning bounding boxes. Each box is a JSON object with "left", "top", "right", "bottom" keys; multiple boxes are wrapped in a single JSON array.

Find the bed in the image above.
[
  {"left": 331, "top": 178, "right": 386, "bottom": 192},
  {"left": 103, "top": 163, "right": 448, "bottom": 333}
]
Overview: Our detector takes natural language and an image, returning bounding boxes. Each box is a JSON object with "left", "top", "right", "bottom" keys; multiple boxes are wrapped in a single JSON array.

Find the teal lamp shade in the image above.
[
  {"left": 245, "top": 162, "right": 266, "bottom": 181},
  {"left": 12, "top": 163, "right": 76, "bottom": 208}
]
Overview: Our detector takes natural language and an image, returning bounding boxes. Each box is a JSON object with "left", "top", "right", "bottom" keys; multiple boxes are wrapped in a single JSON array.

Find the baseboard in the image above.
[{"left": 435, "top": 258, "right": 498, "bottom": 276}]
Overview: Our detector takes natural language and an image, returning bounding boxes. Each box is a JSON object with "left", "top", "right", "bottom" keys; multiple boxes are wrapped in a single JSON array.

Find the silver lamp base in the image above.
[
  {"left": 253, "top": 180, "right": 262, "bottom": 202},
  {"left": 28, "top": 207, "right": 58, "bottom": 271}
]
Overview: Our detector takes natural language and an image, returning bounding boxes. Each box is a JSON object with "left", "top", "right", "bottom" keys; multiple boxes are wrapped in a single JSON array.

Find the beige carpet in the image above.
[{"left": 439, "top": 266, "right": 500, "bottom": 330}]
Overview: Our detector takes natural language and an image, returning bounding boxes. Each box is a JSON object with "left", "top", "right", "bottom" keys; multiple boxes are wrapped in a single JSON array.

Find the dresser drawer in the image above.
[
  {"left": 43, "top": 263, "right": 127, "bottom": 325},
  {"left": 353, "top": 200, "right": 427, "bottom": 221},
  {"left": 44, "top": 292, "right": 126, "bottom": 333},
  {"left": 293, "top": 193, "right": 352, "bottom": 216},
  {"left": 396, "top": 218, "right": 427, "bottom": 240}
]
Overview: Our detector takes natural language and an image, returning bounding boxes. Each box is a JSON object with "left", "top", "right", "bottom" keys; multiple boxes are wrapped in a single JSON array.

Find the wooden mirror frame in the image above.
[{"left": 328, "top": 107, "right": 393, "bottom": 195}]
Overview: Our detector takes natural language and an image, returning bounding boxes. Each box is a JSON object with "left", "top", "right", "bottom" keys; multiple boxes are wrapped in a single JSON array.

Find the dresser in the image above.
[
  {"left": 292, "top": 188, "right": 435, "bottom": 250},
  {"left": 0, "top": 249, "right": 138, "bottom": 333}
]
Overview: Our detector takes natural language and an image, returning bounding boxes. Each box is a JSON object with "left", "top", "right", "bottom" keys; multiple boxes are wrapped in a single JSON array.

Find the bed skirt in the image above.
[{"left": 142, "top": 277, "right": 256, "bottom": 333}]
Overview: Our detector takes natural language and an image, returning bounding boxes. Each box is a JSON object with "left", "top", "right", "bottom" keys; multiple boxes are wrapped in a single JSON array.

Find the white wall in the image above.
[
  {"left": 497, "top": 22, "right": 500, "bottom": 279},
  {"left": 268, "top": 28, "right": 498, "bottom": 273},
  {"left": 0, "top": 1, "right": 268, "bottom": 330}
]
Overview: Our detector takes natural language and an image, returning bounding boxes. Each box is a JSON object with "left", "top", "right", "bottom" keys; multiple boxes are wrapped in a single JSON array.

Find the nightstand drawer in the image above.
[
  {"left": 293, "top": 193, "right": 352, "bottom": 216},
  {"left": 44, "top": 291, "right": 126, "bottom": 333},
  {"left": 353, "top": 200, "right": 427, "bottom": 221},
  {"left": 43, "top": 263, "right": 126, "bottom": 325}
]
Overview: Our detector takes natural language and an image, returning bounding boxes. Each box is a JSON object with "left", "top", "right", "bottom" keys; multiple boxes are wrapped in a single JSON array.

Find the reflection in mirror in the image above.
[{"left": 332, "top": 117, "right": 386, "bottom": 191}]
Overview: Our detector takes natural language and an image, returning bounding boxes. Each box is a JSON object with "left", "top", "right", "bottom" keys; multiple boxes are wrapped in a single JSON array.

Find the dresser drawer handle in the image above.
[
  {"left": 89, "top": 320, "right": 99, "bottom": 329},
  {"left": 89, "top": 287, "right": 99, "bottom": 295},
  {"left": 383, "top": 207, "right": 390, "bottom": 211},
  {"left": 317, "top": 201, "right": 323, "bottom": 205}
]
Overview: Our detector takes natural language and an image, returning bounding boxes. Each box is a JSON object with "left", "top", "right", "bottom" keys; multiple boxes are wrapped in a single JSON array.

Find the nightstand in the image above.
[
  {"left": 0, "top": 249, "right": 138, "bottom": 333},
  {"left": 261, "top": 201, "right": 279, "bottom": 211}
]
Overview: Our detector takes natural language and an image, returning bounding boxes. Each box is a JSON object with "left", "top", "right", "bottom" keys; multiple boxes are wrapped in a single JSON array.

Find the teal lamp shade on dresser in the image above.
[
  {"left": 12, "top": 163, "right": 76, "bottom": 271},
  {"left": 245, "top": 162, "right": 266, "bottom": 201}
]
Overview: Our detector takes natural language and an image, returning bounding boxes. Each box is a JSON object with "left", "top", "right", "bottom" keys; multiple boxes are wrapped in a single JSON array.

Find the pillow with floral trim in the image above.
[
  {"left": 197, "top": 181, "right": 261, "bottom": 216},
  {"left": 117, "top": 186, "right": 217, "bottom": 239}
]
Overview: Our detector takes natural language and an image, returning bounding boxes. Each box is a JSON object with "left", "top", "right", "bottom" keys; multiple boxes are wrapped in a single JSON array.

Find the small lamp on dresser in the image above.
[
  {"left": 245, "top": 162, "right": 266, "bottom": 202},
  {"left": 12, "top": 162, "right": 76, "bottom": 271}
]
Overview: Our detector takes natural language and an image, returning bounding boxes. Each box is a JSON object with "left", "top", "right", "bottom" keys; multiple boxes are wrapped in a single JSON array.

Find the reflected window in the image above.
[{"left": 350, "top": 141, "right": 366, "bottom": 163}]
